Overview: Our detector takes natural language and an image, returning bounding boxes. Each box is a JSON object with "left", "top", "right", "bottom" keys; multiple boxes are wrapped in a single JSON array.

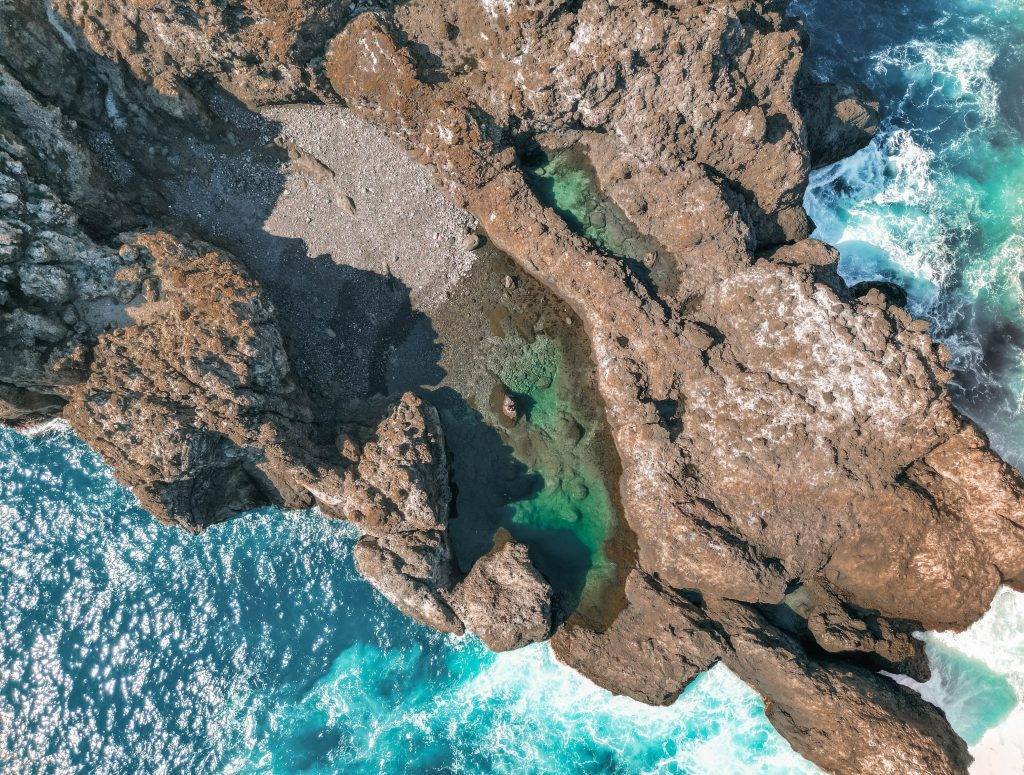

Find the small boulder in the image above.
[
  {"left": 17, "top": 263, "right": 72, "bottom": 305},
  {"left": 501, "top": 392, "right": 519, "bottom": 422},
  {"left": 337, "top": 194, "right": 357, "bottom": 214},
  {"left": 461, "top": 232, "right": 483, "bottom": 251}
]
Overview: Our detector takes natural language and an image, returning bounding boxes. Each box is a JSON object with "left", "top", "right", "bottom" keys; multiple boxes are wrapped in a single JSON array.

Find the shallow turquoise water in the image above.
[
  {"left": 3, "top": 0, "right": 1024, "bottom": 771},
  {"left": 0, "top": 427, "right": 813, "bottom": 773}
]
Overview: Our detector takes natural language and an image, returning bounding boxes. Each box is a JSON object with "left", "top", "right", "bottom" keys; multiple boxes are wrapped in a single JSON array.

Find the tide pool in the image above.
[{"left": 3, "top": 0, "right": 1024, "bottom": 772}]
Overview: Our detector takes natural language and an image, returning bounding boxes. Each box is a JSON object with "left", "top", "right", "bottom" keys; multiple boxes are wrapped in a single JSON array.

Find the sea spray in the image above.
[{"left": 799, "top": 0, "right": 1024, "bottom": 767}]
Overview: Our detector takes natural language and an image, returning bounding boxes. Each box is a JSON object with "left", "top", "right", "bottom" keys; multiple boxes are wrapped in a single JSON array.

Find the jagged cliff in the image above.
[{"left": 2, "top": 1, "right": 1023, "bottom": 773}]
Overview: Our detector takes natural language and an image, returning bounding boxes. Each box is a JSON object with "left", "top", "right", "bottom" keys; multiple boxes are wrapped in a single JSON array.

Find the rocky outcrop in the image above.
[
  {"left": 0, "top": 50, "right": 545, "bottom": 650},
  {"left": 0, "top": 113, "right": 137, "bottom": 425},
  {"left": 4, "top": 0, "right": 1024, "bottom": 772},
  {"left": 451, "top": 538, "right": 554, "bottom": 651},
  {"left": 557, "top": 575, "right": 970, "bottom": 774},
  {"left": 710, "top": 599, "right": 972, "bottom": 775},
  {"left": 797, "top": 77, "right": 880, "bottom": 168},
  {"left": 44, "top": 0, "right": 349, "bottom": 108},
  {"left": 318, "top": 2, "right": 1024, "bottom": 771},
  {"left": 61, "top": 230, "right": 317, "bottom": 528},
  {"left": 552, "top": 571, "right": 723, "bottom": 706}
]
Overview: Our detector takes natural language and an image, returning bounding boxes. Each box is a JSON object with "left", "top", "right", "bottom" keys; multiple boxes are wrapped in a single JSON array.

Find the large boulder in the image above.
[{"left": 451, "top": 540, "right": 554, "bottom": 652}]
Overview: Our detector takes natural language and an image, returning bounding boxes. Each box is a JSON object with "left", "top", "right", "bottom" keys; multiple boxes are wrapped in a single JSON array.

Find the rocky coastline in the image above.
[{"left": 2, "top": 1, "right": 1023, "bottom": 772}]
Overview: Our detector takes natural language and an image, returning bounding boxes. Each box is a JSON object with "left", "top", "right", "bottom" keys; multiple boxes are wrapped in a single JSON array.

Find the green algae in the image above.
[
  {"left": 493, "top": 334, "right": 619, "bottom": 612},
  {"left": 524, "top": 146, "right": 679, "bottom": 297}
]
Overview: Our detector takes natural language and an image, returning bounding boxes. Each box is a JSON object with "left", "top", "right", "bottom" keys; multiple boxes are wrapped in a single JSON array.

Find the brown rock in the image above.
[
  {"left": 552, "top": 571, "right": 723, "bottom": 705},
  {"left": 1, "top": 0, "right": 1019, "bottom": 771},
  {"left": 452, "top": 540, "right": 553, "bottom": 651}
]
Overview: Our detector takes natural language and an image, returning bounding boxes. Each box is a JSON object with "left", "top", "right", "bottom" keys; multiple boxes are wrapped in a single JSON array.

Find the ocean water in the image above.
[
  {"left": 3, "top": 2, "right": 1024, "bottom": 774},
  {"left": 798, "top": 0, "right": 1024, "bottom": 768},
  {"left": 0, "top": 426, "right": 814, "bottom": 774}
]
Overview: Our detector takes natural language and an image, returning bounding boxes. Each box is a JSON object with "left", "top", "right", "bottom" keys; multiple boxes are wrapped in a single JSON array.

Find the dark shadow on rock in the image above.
[{"left": 12, "top": 13, "right": 607, "bottom": 623}]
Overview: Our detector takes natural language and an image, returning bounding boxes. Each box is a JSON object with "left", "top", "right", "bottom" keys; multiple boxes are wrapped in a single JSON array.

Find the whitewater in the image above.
[{"left": 2, "top": 0, "right": 1024, "bottom": 772}]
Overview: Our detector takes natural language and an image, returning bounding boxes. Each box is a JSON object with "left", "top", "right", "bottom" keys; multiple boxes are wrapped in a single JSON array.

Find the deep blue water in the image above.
[{"left": 2, "top": 0, "right": 1024, "bottom": 772}]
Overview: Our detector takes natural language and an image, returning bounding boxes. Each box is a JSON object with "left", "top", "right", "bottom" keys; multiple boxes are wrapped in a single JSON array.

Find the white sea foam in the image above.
[
  {"left": 965, "top": 234, "right": 1024, "bottom": 301},
  {"left": 931, "top": 588, "right": 1024, "bottom": 774},
  {"left": 873, "top": 37, "right": 1000, "bottom": 123},
  {"left": 807, "top": 129, "right": 955, "bottom": 307}
]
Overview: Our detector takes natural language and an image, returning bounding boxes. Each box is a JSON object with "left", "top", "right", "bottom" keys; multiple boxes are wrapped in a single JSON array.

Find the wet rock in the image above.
[
  {"left": 797, "top": 78, "right": 880, "bottom": 169},
  {"left": 452, "top": 540, "right": 553, "bottom": 651},
  {"left": 851, "top": 280, "right": 909, "bottom": 308},
  {"left": 0, "top": 0, "right": 1018, "bottom": 771},
  {"left": 710, "top": 599, "right": 972, "bottom": 775},
  {"left": 321, "top": 4, "right": 1023, "bottom": 769}
]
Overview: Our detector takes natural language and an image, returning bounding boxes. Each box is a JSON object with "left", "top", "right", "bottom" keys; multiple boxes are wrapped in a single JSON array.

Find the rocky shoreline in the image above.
[{"left": 2, "top": 1, "right": 1023, "bottom": 772}]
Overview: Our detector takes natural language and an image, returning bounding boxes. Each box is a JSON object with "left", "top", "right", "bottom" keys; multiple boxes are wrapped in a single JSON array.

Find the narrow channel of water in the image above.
[{"left": 523, "top": 146, "right": 680, "bottom": 299}]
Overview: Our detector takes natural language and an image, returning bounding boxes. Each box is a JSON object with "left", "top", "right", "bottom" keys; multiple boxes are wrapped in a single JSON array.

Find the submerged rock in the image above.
[{"left": 2, "top": 0, "right": 1021, "bottom": 771}]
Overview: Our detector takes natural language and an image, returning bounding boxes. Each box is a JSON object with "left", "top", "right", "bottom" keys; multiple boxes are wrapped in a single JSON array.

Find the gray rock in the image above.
[
  {"left": 17, "top": 263, "right": 72, "bottom": 304},
  {"left": 337, "top": 193, "right": 356, "bottom": 214}
]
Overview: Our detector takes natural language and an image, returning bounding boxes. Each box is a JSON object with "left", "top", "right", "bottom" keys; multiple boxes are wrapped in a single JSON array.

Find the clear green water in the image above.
[
  {"left": 495, "top": 334, "right": 618, "bottom": 603},
  {"left": 388, "top": 247, "right": 625, "bottom": 621},
  {"left": 524, "top": 147, "right": 678, "bottom": 296},
  {"left": 3, "top": 0, "right": 1024, "bottom": 771}
]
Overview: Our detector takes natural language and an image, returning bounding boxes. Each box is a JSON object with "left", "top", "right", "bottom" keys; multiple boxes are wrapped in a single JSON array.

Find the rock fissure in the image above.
[{"left": 1, "top": 1, "right": 1021, "bottom": 773}]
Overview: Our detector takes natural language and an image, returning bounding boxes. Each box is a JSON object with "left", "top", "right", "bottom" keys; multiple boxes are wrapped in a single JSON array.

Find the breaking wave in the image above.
[
  {"left": 2, "top": 0, "right": 1023, "bottom": 772},
  {"left": 801, "top": 0, "right": 1024, "bottom": 769}
]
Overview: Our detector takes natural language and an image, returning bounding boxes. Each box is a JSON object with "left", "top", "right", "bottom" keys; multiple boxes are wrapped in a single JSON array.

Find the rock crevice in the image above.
[{"left": 1, "top": 1, "right": 1021, "bottom": 773}]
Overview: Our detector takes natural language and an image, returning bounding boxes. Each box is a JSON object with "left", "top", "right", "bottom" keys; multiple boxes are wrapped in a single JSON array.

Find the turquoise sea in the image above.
[{"left": 3, "top": 0, "right": 1024, "bottom": 772}]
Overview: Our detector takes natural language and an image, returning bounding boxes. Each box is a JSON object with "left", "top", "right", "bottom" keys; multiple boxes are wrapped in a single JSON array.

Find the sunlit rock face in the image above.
[{"left": 2, "top": 0, "right": 1023, "bottom": 773}]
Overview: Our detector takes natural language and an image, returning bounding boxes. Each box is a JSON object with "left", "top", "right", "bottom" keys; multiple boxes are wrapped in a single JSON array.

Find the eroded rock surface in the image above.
[
  {"left": 0, "top": 113, "right": 135, "bottom": 424},
  {"left": 2, "top": 0, "right": 1023, "bottom": 772},
  {"left": 452, "top": 539, "right": 554, "bottom": 651},
  {"left": 317, "top": 3, "right": 1023, "bottom": 771}
]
